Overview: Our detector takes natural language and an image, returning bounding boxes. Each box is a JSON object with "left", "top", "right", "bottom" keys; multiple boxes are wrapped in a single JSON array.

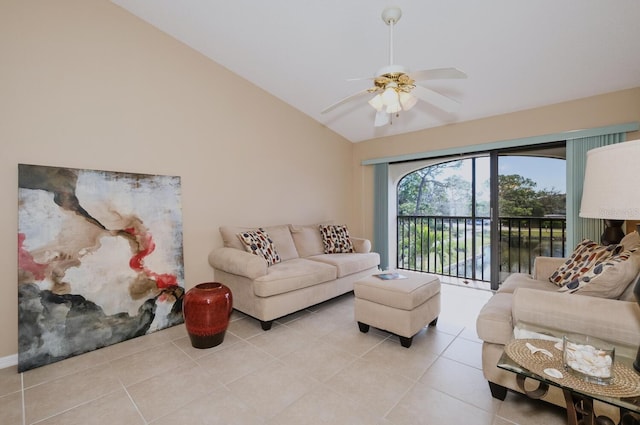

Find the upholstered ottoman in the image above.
[{"left": 354, "top": 271, "right": 441, "bottom": 348}]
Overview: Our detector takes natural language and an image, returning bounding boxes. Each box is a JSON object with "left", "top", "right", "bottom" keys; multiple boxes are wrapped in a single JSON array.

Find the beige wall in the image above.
[
  {"left": 2, "top": 0, "right": 639, "bottom": 362},
  {"left": 353, "top": 88, "right": 640, "bottom": 248},
  {"left": 0, "top": 1, "right": 354, "bottom": 359}
]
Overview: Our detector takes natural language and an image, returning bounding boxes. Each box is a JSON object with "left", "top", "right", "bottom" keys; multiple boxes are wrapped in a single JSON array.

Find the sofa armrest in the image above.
[
  {"left": 532, "top": 256, "right": 566, "bottom": 280},
  {"left": 351, "top": 237, "right": 371, "bottom": 253},
  {"left": 512, "top": 287, "right": 640, "bottom": 348},
  {"left": 208, "top": 247, "right": 267, "bottom": 280}
]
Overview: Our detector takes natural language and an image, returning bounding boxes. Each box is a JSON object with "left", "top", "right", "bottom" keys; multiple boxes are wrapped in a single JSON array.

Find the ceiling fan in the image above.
[{"left": 321, "top": 6, "right": 467, "bottom": 127}]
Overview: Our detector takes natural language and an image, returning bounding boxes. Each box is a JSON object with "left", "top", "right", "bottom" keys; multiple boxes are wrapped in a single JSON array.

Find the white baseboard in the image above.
[{"left": 0, "top": 354, "right": 18, "bottom": 370}]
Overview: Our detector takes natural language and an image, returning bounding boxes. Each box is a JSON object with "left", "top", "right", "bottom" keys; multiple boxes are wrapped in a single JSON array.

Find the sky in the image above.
[
  {"left": 499, "top": 156, "right": 566, "bottom": 192},
  {"left": 439, "top": 156, "right": 566, "bottom": 193}
]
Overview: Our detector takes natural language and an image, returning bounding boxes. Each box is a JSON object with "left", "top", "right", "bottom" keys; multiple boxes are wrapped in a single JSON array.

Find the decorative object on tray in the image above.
[
  {"left": 375, "top": 272, "right": 408, "bottom": 280},
  {"left": 183, "top": 282, "right": 233, "bottom": 348},
  {"left": 504, "top": 339, "right": 640, "bottom": 398},
  {"left": 563, "top": 334, "right": 615, "bottom": 385},
  {"left": 525, "top": 341, "right": 553, "bottom": 358}
]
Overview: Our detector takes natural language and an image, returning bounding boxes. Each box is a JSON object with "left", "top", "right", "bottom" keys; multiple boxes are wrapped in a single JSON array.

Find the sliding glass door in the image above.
[
  {"left": 492, "top": 143, "right": 567, "bottom": 288},
  {"left": 396, "top": 142, "right": 566, "bottom": 289}
]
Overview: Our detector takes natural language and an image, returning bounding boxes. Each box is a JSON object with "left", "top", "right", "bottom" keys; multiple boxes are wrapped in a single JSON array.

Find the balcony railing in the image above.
[{"left": 397, "top": 215, "right": 566, "bottom": 283}]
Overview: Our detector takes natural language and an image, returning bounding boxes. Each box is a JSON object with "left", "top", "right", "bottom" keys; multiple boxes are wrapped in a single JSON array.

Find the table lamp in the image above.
[{"left": 579, "top": 139, "right": 640, "bottom": 372}]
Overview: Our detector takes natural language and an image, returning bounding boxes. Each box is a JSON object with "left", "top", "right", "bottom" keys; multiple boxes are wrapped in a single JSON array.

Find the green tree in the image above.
[
  {"left": 535, "top": 188, "right": 566, "bottom": 216},
  {"left": 498, "top": 175, "right": 566, "bottom": 217},
  {"left": 443, "top": 174, "right": 471, "bottom": 216},
  {"left": 498, "top": 174, "right": 539, "bottom": 216},
  {"left": 398, "top": 161, "right": 462, "bottom": 215},
  {"left": 401, "top": 167, "right": 565, "bottom": 218}
]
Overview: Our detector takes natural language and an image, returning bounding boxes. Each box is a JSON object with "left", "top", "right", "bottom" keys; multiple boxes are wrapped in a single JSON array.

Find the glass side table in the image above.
[{"left": 498, "top": 323, "right": 640, "bottom": 425}]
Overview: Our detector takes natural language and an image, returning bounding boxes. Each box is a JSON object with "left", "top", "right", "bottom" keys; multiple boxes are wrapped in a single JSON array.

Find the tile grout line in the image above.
[
  {"left": 381, "top": 327, "right": 491, "bottom": 422},
  {"left": 13, "top": 284, "right": 556, "bottom": 424},
  {"left": 121, "top": 384, "right": 148, "bottom": 425},
  {"left": 28, "top": 388, "right": 122, "bottom": 425}
]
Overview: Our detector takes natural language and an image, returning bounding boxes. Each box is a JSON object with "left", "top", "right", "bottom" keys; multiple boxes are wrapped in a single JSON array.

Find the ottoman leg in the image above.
[
  {"left": 357, "top": 322, "right": 370, "bottom": 333},
  {"left": 429, "top": 317, "right": 438, "bottom": 327},
  {"left": 399, "top": 335, "right": 413, "bottom": 348}
]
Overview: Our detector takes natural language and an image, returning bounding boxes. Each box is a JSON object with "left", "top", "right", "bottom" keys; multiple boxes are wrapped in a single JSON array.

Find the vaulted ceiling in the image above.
[{"left": 112, "top": 1, "right": 640, "bottom": 143}]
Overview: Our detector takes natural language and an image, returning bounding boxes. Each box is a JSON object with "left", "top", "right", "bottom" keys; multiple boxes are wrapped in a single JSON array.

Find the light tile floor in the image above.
[{"left": 0, "top": 281, "right": 569, "bottom": 425}]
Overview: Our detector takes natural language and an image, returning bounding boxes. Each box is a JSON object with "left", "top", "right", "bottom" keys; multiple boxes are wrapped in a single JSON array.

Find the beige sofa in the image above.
[
  {"left": 476, "top": 234, "right": 640, "bottom": 407},
  {"left": 208, "top": 224, "right": 380, "bottom": 330}
]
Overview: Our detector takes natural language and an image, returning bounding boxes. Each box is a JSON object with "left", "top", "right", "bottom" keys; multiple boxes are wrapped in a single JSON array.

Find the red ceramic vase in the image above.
[{"left": 183, "top": 282, "right": 233, "bottom": 349}]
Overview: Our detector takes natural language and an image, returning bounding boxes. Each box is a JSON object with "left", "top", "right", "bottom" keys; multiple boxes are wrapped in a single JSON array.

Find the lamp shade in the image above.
[{"left": 579, "top": 139, "right": 640, "bottom": 220}]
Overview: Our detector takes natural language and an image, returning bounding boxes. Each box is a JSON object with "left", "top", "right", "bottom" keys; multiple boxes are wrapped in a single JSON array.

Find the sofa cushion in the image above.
[
  {"left": 621, "top": 231, "right": 640, "bottom": 250},
  {"left": 557, "top": 249, "right": 640, "bottom": 299},
  {"left": 253, "top": 258, "right": 337, "bottom": 297},
  {"left": 290, "top": 224, "right": 326, "bottom": 257},
  {"left": 307, "top": 252, "right": 380, "bottom": 278},
  {"left": 619, "top": 272, "right": 640, "bottom": 301},
  {"left": 319, "top": 224, "right": 354, "bottom": 254},
  {"left": 220, "top": 224, "right": 299, "bottom": 261},
  {"left": 261, "top": 225, "right": 299, "bottom": 261},
  {"left": 548, "top": 239, "right": 624, "bottom": 287},
  {"left": 237, "top": 228, "right": 281, "bottom": 266},
  {"left": 498, "top": 273, "right": 559, "bottom": 294},
  {"left": 512, "top": 288, "right": 640, "bottom": 347}
]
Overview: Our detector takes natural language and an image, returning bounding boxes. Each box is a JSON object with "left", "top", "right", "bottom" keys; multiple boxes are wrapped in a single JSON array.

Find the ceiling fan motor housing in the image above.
[{"left": 375, "top": 64, "right": 408, "bottom": 78}]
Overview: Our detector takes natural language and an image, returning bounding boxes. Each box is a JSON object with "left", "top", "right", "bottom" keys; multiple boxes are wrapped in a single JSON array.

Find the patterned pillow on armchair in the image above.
[{"left": 548, "top": 239, "right": 623, "bottom": 287}]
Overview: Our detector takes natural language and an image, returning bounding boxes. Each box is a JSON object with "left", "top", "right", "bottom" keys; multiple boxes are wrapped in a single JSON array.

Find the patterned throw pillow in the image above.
[
  {"left": 549, "top": 239, "right": 624, "bottom": 287},
  {"left": 237, "top": 228, "right": 281, "bottom": 266},
  {"left": 319, "top": 224, "right": 355, "bottom": 254},
  {"left": 557, "top": 249, "right": 636, "bottom": 296}
]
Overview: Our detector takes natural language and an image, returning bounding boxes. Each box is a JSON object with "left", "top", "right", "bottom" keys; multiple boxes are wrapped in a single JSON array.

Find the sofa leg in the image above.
[
  {"left": 428, "top": 317, "right": 438, "bottom": 326},
  {"left": 488, "top": 381, "right": 507, "bottom": 400},
  {"left": 357, "top": 321, "right": 370, "bottom": 333},
  {"left": 260, "top": 320, "right": 273, "bottom": 331},
  {"left": 399, "top": 336, "right": 413, "bottom": 348}
]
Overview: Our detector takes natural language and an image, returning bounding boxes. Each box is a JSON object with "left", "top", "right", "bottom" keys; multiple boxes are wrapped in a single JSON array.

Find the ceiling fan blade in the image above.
[
  {"left": 412, "top": 85, "right": 460, "bottom": 113},
  {"left": 321, "top": 89, "right": 372, "bottom": 114},
  {"left": 409, "top": 67, "right": 467, "bottom": 81}
]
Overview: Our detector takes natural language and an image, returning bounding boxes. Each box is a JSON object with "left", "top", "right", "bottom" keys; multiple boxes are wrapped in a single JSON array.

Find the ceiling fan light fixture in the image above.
[
  {"left": 319, "top": 5, "right": 467, "bottom": 129},
  {"left": 386, "top": 102, "right": 402, "bottom": 114},
  {"left": 374, "top": 110, "right": 390, "bottom": 127},
  {"left": 381, "top": 86, "right": 399, "bottom": 106},
  {"left": 399, "top": 92, "right": 417, "bottom": 111},
  {"left": 368, "top": 94, "right": 384, "bottom": 111}
]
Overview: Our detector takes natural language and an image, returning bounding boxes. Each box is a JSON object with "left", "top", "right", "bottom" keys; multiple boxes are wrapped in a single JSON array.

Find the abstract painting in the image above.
[{"left": 17, "top": 164, "right": 185, "bottom": 372}]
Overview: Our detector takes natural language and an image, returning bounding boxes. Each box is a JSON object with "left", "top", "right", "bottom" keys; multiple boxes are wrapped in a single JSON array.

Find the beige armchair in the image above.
[{"left": 476, "top": 254, "right": 640, "bottom": 407}]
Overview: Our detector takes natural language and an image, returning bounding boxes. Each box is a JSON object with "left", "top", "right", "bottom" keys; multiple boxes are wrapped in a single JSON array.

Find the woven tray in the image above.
[{"left": 504, "top": 338, "right": 640, "bottom": 398}]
